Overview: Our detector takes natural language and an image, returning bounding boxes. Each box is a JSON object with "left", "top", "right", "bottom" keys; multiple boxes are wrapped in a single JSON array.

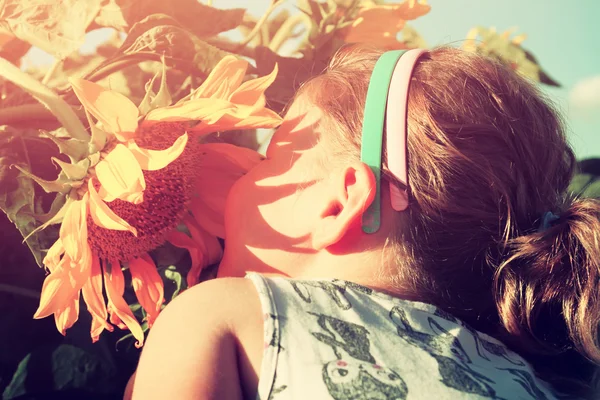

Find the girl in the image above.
[{"left": 125, "top": 45, "right": 600, "bottom": 399}]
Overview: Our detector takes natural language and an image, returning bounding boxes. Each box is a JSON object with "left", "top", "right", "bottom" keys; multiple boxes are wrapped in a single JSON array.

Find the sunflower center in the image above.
[{"left": 87, "top": 122, "right": 201, "bottom": 262}]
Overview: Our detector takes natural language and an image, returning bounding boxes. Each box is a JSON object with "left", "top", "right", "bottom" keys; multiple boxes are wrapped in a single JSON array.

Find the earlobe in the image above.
[{"left": 312, "top": 163, "right": 376, "bottom": 250}]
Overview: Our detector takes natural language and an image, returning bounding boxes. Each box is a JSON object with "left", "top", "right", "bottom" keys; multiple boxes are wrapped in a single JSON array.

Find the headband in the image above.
[{"left": 360, "top": 49, "right": 426, "bottom": 234}]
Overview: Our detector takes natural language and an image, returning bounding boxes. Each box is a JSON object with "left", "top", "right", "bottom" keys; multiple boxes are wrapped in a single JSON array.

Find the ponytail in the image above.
[{"left": 495, "top": 197, "right": 600, "bottom": 393}]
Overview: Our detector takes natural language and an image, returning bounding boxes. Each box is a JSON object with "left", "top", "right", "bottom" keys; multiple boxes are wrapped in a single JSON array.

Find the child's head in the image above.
[{"left": 221, "top": 44, "right": 600, "bottom": 392}]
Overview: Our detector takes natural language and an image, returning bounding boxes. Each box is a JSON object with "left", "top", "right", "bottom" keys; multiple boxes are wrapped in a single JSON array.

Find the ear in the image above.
[{"left": 312, "top": 162, "right": 376, "bottom": 250}]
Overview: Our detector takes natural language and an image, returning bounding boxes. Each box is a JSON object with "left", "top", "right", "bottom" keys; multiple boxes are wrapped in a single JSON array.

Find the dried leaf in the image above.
[
  {"left": 95, "top": 0, "right": 245, "bottom": 39},
  {"left": 118, "top": 14, "right": 232, "bottom": 77},
  {"left": 0, "top": 0, "right": 102, "bottom": 60},
  {"left": 255, "top": 46, "right": 329, "bottom": 113},
  {"left": 0, "top": 126, "right": 60, "bottom": 266}
]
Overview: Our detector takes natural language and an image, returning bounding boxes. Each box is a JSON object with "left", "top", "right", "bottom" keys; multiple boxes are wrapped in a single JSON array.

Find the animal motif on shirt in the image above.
[
  {"left": 289, "top": 280, "right": 373, "bottom": 310},
  {"left": 433, "top": 308, "right": 525, "bottom": 367},
  {"left": 501, "top": 368, "right": 551, "bottom": 400},
  {"left": 310, "top": 313, "right": 408, "bottom": 400},
  {"left": 389, "top": 306, "right": 499, "bottom": 398}
]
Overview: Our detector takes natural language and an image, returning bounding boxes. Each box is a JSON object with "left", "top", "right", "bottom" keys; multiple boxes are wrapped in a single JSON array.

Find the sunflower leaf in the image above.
[
  {"left": 95, "top": 0, "right": 245, "bottom": 39},
  {"left": 0, "top": 0, "right": 102, "bottom": 60},
  {"left": 0, "top": 126, "right": 60, "bottom": 267}
]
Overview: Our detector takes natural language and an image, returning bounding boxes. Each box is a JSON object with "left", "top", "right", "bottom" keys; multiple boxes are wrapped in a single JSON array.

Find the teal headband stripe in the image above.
[{"left": 360, "top": 50, "right": 407, "bottom": 234}]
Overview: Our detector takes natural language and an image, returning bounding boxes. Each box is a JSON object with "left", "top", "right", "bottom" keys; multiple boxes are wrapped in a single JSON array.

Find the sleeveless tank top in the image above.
[{"left": 246, "top": 273, "right": 563, "bottom": 400}]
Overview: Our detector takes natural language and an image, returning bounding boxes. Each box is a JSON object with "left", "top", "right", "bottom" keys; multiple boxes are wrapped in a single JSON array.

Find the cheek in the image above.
[{"left": 224, "top": 169, "right": 313, "bottom": 242}]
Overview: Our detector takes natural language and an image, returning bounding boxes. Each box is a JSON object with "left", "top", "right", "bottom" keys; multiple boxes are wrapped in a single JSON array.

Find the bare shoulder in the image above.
[{"left": 125, "top": 277, "right": 264, "bottom": 400}]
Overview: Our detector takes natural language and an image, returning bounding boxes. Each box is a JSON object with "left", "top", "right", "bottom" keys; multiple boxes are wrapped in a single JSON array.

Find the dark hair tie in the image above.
[{"left": 538, "top": 211, "right": 560, "bottom": 232}]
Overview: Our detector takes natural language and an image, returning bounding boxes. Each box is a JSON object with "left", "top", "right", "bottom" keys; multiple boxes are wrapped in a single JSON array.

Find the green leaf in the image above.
[
  {"left": 163, "top": 265, "right": 184, "bottom": 301},
  {"left": 2, "top": 344, "right": 118, "bottom": 399},
  {"left": 95, "top": 0, "right": 245, "bottom": 39},
  {"left": 401, "top": 24, "right": 428, "bottom": 49},
  {"left": 0, "top": 0, "right": 102, "bottom": 60},
  {"left": 462, "top": 26, "right": 560, "bottom": 87},
  {"left": 0, "top": 57, "right": 89, "bottom": 141},
  {"left": 41, "top": 127, "right": 90, "bottom": 162},
  {"left": 569, "top": 173, "right": 593, "bottom": 196}
]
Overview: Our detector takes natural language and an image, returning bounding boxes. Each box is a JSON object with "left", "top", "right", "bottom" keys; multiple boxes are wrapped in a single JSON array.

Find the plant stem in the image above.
[
  {"left": 235, "top": 0, "right": 286, "bottom": 52},
  {"left": 269, "top": 14, "right": 308, "bottom": 53},
  {"left": 41, "top": 58, "right": 62, "bottom": 85},
  {"left": 0, "top": 103, "right": 86, "bottom": 126},
  {"left": 0, "top": 283, "right": 40, "bottom": 299},
  {"left": 207, "top": 37, "right": 256, "bottom": 59}
]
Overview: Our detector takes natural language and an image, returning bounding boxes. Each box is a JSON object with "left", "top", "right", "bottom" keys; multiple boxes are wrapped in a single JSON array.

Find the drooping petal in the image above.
[
  {"left": 191, "top": 143, "right": 263, "bottom": 238},
  {"left": 186, "top": 217, "right": 223, "bottom": 267},
  {"left": 59, "top": 197, "right": 87, "bottom": 261},
  {"left": 127, "top": 133, "right": 188, "bottom": 171},
  {"left": 88, "top": 179, "right": 138, "bottom": 236},
  {"left": 54, "top": 292, "right": 80, "bottom": 336},
  {"left": 190, "top": 55, "right": 248, "bottom": 100},
  {"left": 103, "top": 260, "right": 145, "bottom": 347},
  {"left": 95, "top": 143, "right": 146, "bottom": 204},
  {"left": 228, "top": 63, "right": 278, "bottom": 109},
  {"left": 69, "top": 77, "right": 139, "bottom": 142},
  {"left": 128, "top": 254, "right": 164, "bottom": 327},
  {"left": 185, "top": 217, "right": 223, "bottom": 286},
  {"left": 167, "top": 229, "right": 203, "bottom": 287},
  {"left": 43, "top": 238, "right": 65, "bottom": 272},
  {"left": 81, "top": 254, "right": 113, "bottom": 342},
  {"left": 34, "top": 259, "right": 75, "bottom": 319}
]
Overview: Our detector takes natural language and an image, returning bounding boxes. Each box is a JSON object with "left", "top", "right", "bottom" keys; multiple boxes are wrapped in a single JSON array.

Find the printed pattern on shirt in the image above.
[{"left": 247, "top": 274, "right": 559, "bottom": 400}]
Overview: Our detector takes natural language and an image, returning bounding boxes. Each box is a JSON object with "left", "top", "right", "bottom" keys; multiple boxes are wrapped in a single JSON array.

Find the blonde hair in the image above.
[{"left": 300, "top": 44, "right": 600, "bottom": 396}]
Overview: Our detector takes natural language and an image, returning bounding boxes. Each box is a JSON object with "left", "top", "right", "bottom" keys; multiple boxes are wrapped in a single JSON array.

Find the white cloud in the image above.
[{"left": 569, "top": 75, "right": 600, "bottom": 118}]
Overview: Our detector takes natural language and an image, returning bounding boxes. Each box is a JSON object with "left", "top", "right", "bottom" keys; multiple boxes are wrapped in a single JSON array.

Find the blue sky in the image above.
[{"left": 25, "top": 0, "right": 600, "bottom": 159}]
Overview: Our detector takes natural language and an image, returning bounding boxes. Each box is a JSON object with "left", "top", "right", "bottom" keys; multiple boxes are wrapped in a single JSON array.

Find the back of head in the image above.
[{"left": 301, "top": 44, "right": 600, "bottom": 396}]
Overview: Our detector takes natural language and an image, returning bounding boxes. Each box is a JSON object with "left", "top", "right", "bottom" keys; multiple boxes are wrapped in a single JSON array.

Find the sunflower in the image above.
[{"left": 24, "top": 55, "right": 281, "bottom": 346}]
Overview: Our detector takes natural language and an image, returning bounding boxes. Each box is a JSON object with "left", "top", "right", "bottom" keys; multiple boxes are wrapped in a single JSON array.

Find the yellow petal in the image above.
[
  {"left": 59, "top": 197, "right": 88, "bottom": 262},
  {"left": 128, "top": 254, "right": 164, "bottom": 327},
  {"left": 229, "top": 63, "right": 278, "bottom": 109},
  {"left": 127, "top": 133, "right": 188, "bottom": 171},
  {"left": 144, "top": 98, "right": 233, "bottom": 124},
  {"left": 54, "top": 293, "right": 80, "bottom": 336},
  {"left": 34, "top": 260, "right": 73, "bottom": 319},
  {"left": 190, "top": 106, "right": 282, "bottom": 134},
  {"left": 88, "top": 179, "right": 138, "bottom": 236},
  {"left": 103, "top": 260, "right": 145, "bottom": 347},
  {"left": 43, "top": 239, "right": 65, "bottom": 272},
  {"left": 190, "top": 55, "right": 248, "bottom": 100},
  {"left": 81, "top": 254, "right": 113, "bottom": 342},
  {"left": 35, "top": 238, "right": 94, "bottom": 322},
  {"left": 167, "top": 229, "right": 203, "bottom": 287},
  {"left": 95, "top": 143, "right": 146, "bottom": 204},
  {"left": 69, "top": 78, "right": 139, "bottom": 142}
]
